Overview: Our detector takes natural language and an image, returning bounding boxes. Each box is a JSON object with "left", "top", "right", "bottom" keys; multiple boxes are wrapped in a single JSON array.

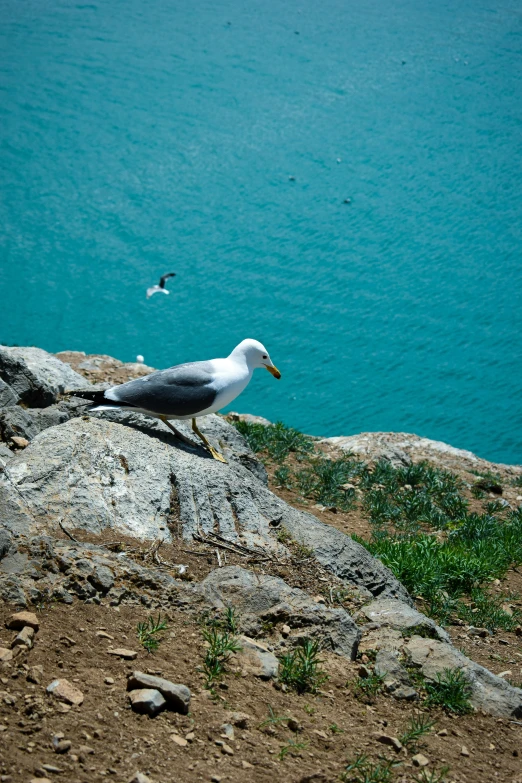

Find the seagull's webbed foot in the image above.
[{"left": 192, "top": 418, "right": 227, "bottom": 463}]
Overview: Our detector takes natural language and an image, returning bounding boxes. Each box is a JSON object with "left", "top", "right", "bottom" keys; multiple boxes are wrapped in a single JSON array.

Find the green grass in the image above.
[
  {"left": 234, "top": 420, "right": 314, "bottom": 463},
  {"left": 136, "top": 613, "right": 168, "bottom": 653},
  {"left": 353, "top": 672, "right": 385, "bottom": 704},
  {"left": 278, "top": 738, "right": 309, "bottom": 760},
  {"left": 399, "top": 714, "right": 435, "bottom": 751},
  {"left": 424, "top": 668, "right": 473, "bottom": 714},
  {"left": 279, "top": 639, "right": 328, "bottom": 694},
  {"left": 341, "top": 754, "right": 397, "bottom": 783},
  {"left": 233, "top": 420, "right": 522, "bottom": 631},
  {"left": 413, "top": 768, "right": 450, "bottom": 783},
  {"left": 201, "top": 626, "right": 242, "bottom": 689},
  {"left": 258, "top": 705, "right": 291, "bottom": 729}
]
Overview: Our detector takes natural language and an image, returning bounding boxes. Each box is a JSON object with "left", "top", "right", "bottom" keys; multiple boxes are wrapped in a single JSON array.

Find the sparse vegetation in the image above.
[
  {"left": 279, "top": 639, "right": 328, "bottom": 694},
  {"left": 341, "top": 754, "right": 397, "bottom": 783},
  {"left": 413, "top": 767, "right": 450, "bottom": 783},
  {"left": 201, "top": 626, "right": 242, "bottom": 689},
  {"left": 136, "top": 612, "right": 168, "bottom": 653},
  {"left": 353, "top": 671, "right": 385, "bottom": 703},
  {"left": 424, "top": 667, "right": 473, "bottom": 714},
  {"left": 399, "top": 714, "right": 435, "bottom": 751},
  {"left": 278, "top": 737, "right": 309, "bottom": 760},
  {"left": 234, "top": 420, "right": 314, "bottom": 462},
  {"left": 259, "top": 705, "right": 291, "bottom": 729}
]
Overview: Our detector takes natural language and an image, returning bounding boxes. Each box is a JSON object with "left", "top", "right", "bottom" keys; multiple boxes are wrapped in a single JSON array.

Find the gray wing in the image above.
[{"left": 108, "top": 360, "right": 217, "bottom": 416}]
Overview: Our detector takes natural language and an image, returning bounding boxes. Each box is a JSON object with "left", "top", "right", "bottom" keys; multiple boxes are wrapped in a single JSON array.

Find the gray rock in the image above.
[
  {"left": 0, "top": 528, "right": 13, "bottom": 559},
  {"left": 405, "top": 636, "right": 522, "bottom": 718},
  {"left": 0, "top": 415, "right": 409, "bottom": 602},
  {"left": 360, "top": 598, "right": 449, "bottom": 642},
  {"left": 0, "top": 346, "right": 91, "bottom": 407},
  {"left": 0, "top": 377, "right": 18, "bottom": 408},
  {"left": 126, "top": 672, "right": 190, "bottom": 714},
  {"left": 226, "top": 412, "right": 273, "bottom": 426},
  {"left": 89, "top": 565, "right": 114, "bottom": 593},
  {"left": 12, "top": 625, "right": 35, "bottom": 648},
  {"left": 128, "top": 687, "right": 167, "bottom": 717},
  {"left": 128, "top": 773, "right": 153, "bottom": 783},
  {"left": 200, "top": 566, "right": 360, "bottom": 660},
  {"left": 375, "top": 649, "right": 417, "bottom": 700},
  {"left": 237, "top": 636, "right": 279, "bottom": 679},
  {"left": 0, "top": 443, "right": 13, "bottom": 462},
  {"left": 0, "top": 404, "right": 73, "bottom": 443}
]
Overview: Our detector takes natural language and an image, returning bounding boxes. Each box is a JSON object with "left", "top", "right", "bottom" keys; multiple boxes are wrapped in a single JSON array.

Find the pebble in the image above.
[
  {"left": 6, "top": 611, "right": 39, "bottom": 631},
  {"left": 96, "top": 631, "right": 114, "bottom": 640},
  {"left": 107, "top": 648, "right": 138, "bottom": 659},
  {"left": 41, "top": 764, "right": 64, "bottom": 773},
  {"left": 127, "top": 671, "right": 191, "bottom": 714},
  {"left": 221, "top": 743, "right": 234, "bottom": 755},
  {"left": 0, "top": 648, "right": 13, "bottom": 662},
  {"left": 281, "top": 624, "right": 291, "bottom": 637},
  {"left": 220, "top": 723, "right": 234, "bottom": 740},
  {"left": 128, "top": 688, "right": 166, "bottom": 717},
  {"left": 412, "top": 753, "right": 429, "bottom": 767},
  {"left": 376, "top": 734, "right": 403, "bottom": 752},
  {"left": 12, "top": 626, "right": 35, "bottom": 649},
  {"left": 461, "top": 746, "right": 470, "bottom": 757},
  {"left": 30, "top": 779, "right": 52, "bottom": 783},
  {"left": 11, "top": 436, "right": 29, "bottom": 448},
  {"left": 27, "top": 665, "right": 44, "bottom": 684},
  {"left": 242, "top": 760, "right": 254, "bottom": 769},
  {"left": 46, "top": 679, "right": 84, "bottom": 706},
  {"left": 104, "top": 677, "right": 115, "bottom": 685},
  {"left": 127, "top": 774, "right": 152, "bottom": 783},
  {"left": 226, "top": 711, "right": 251, "bottom": 729},
  {"left": 437, "top": 728, "right": 448, "bottom": 737},
  {"left": 170, "top": 734, "right": 188, "bottom": 747}
]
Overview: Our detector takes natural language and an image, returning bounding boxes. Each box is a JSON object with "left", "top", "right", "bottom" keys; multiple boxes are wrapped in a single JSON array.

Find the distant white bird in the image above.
[
  {"left": 146, "top": 272, "right": 176, "bottom": 299},
  {"left": 136, "top": 355, "right": 145, "bottom": 364}
]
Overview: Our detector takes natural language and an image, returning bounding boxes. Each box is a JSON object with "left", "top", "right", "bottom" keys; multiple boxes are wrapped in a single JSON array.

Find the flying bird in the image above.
[
  {"left": 71, "top": 339, "right": 281, "bottom": 463},
  {"left": 146, "top": 272, "right": 176, "bottom": 299}
]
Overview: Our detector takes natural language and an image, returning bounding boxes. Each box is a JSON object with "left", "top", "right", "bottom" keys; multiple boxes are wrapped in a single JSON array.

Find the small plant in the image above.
[
  {"left": 424, "top": 668, "right": 473, "bottom": 714},
  {"left": 278, "top": 737, "right": 309, "bottom": 760},
  {"left": 202, "top": 626, "right": 242, "bottom": 689},
  {"left": 303, "top": 703, "right": 315, "bottom": 715},
  {"left": 413, "top": 767, "right": 450, "bottom": 783},
  {"left": 274, "top": 465, "right": 292, "bottom": 488},
  {"left": 136, "top": 613, "right": 168, "bottom": 653},
  {"left": 279, "top": 639, "right": 328, "bottom": 694},
  {"left": 223, "top": 606, "right": 240, "bottom": 634},
  {"left": 329, "top": 722, "right": 343, "bottom": 733},
  {"left": 233, "top": 420, "right": 314, "bottom": 462},
  {"left": 399, "top": 714, "right": 435, "bottom": 751},
  {"left": 353, "top": 672, "right": 385, "bottom": 703},
  {"left": 259, "top": 705, "right": 291, "bottom": 729},
  {"left": 341, "top": 754, "right": 397, "bottom": 783},
  {"left": 292, "top": 541, "right": 314, "bottom": 559},
  {"left": 276, "top": 526, "right": 292, "bottom": 544},
  {"left": 513, "top": 475, "right": 522, "bottom": 488}
]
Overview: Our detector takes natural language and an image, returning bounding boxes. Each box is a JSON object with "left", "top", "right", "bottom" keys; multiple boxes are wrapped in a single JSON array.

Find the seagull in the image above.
[
  {"left": 146, "top": 272, "right": 176, "bottom": 299},
  {"left": 71, "top": 339, "right": 281, "bottom": 462}
]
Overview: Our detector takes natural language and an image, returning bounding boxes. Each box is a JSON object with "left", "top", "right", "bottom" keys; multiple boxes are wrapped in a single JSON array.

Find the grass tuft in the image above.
[
  {"left": 399, "top": 714, "right": 435, "bottom": 751},
  {"left": 136, "top": 613, "right": 168, "bottom": 653},
  {"left": 234, "top": 420, "right": 314, "bottom": 462},
  {"left": 424, "top": 667, "right": 473, "bottom": 714},
  {"left": 201, "top": 626, "right": 242, "bottom": 689},
  {"left": 279, "top": 639, "right": 328, "bottom": 694},
  {"left": 341, "top": 754, "right": 397, "bottom": 783}
]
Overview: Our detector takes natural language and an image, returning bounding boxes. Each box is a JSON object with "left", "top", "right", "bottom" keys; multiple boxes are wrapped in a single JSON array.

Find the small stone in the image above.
[
  {"left": 30, "top": 780, "right": 52, "bottom": 783},
  {"left": 46, "top": 679, "right": 84, "bottom": 706},
  {"left": 11, "top": 436, "right": 29, "bottom": 448},
  {"left": 312, "top": 729, "right": 328, "bottom": 740},
  {"left": 515, "top": 626, "right": 522, "bottom": 637},
  {"left": 128, "top": 688, "right": 166, "bottom": 717},
  {"left": 0, "top": 648, "right": 13, "bottom": 662},
  {"left": 170, "top": 734, "right": 188, "bottom": 747},
  {"left": 127, "top": 774, "right": 152, "bottom": 783},
  {"left": 227, "top": 711, "right": 251, "bottom": 729},
  {"left": 376, "top": 734, "right": 403, "bottom": 752},
  {"left": 108, "top": 648, "right": 138, "bottom": 659},
  {"left": 53, "top": 740, "right": 71, "bottom": 754},
  {"left": 412, "top": 753, "right": 429, "bottom": 767},
  {"left": 489, "top": 743, "right": 496, "bottom": 750},
  {"left": 126, "top": 671, "right": 190, "bottom": 714},
  {"left": 220, "top": 723, "right": 234, "bottom": 740},
  {"left": 221, "top": 743, "right": 234, "bottom": 755},
  {"left": 41, "top": 764, "right": 64, "bottom": 773},
  {"left": 358, "top": 664, "right": 371, "bottom": 679},
  {"left": 461, "top": 746, "right": 470, "bottom": 757},
  {"left": 6, "top": 611, "right": 39, "bottom": 631},
  {"left": 89, "top": 565, "right": 114, "bottom": 593},
  {"left": 313, "top": 595, "right": 326, "bottom": 604},
  {"left": 281, "top": 624, "right": 291, "bottom": 637},
  {"left": 185, "top": 731, "right": 195, "bottom": 742},
  {"left": 12, "top": 626, "right": 35, "bottom": 649},
  {"left": 287, "top": 718, "right": 302, "bottom": 732},
  {"left": 104, "top": 677, "right": 115, "bottom": 685},
  {"left": 437, "top": 728, "right": 448, "bottom": 737},
  {"left": 242, "top": 760, "right": 254, "bottom": 769},
  {"left": 27, "top": 665, "right": 44, "bottom": 684},
  {"left": 96, "top": 631, "right": 114, "bottom": 640}
]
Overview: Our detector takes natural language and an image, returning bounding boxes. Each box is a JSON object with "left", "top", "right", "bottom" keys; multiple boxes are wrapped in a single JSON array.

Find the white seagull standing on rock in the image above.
[
  {"left": 146, "top": 272, "right": 176, "bottom": 299},
  {"left": 71, "top": 339, "right": 281, "bottom": 462}
]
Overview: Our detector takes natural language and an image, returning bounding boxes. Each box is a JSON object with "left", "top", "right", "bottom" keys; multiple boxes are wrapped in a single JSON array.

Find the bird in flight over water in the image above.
[
  {"left": 146, "top": 272, "right": 176, "bottom": 299},
  {"left": 71, "top": 339, "right": 281, "bottom": 463}
]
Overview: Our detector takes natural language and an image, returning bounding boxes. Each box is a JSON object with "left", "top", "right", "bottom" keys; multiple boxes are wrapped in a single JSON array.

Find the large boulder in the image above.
[
  {"left": 360, "top": 598, "right": 450, "bottom": 643},
  {"left": 0, "top": 346, "right": 90, "bottom": 407},
  {"left": 0, "top": 413, "right": 410, "bottom": 602},
  {"left": 200, "top": 565, "right": 361, "bottom": 659},
  {"left": 0, "top": 378, "right": 18, "bottom": 408}
]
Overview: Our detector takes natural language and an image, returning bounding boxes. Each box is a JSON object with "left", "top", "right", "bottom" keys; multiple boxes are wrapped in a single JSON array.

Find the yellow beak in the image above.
[{"left": 265, "top": 364, "right": 281, "bottom": 380}]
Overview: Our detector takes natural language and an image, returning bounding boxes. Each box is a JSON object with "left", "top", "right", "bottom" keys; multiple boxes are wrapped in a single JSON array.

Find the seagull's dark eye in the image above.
[{"left": 262, "top": 354, "right": 268, "bottom": 359}]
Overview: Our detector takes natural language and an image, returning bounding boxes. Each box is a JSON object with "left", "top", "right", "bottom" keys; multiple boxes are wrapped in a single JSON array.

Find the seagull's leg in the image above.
[
  {"left": 159, "top": 416, "right": 196, "bottom": 447},
  {"left": 192, "top": 418, "right": 227, "bottom": 463}
]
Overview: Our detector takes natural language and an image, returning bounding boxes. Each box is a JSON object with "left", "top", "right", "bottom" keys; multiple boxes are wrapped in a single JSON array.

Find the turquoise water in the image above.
[{"left": 1, "top": 0, "right": 521, "bottom": 463}]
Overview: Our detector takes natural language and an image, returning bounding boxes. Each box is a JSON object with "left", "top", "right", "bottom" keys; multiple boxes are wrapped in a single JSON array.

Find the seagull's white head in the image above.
[{"left": 230, "top": 339, "right": 281, "bottom": 379}]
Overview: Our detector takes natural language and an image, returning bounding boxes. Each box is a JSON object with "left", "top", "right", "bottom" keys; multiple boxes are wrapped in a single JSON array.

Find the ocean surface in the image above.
[{"left": 1, "top": 0, "right": 521, "bottom": 464}]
